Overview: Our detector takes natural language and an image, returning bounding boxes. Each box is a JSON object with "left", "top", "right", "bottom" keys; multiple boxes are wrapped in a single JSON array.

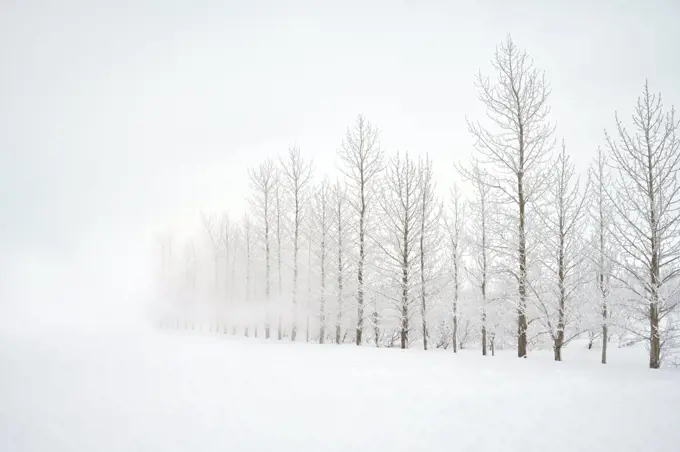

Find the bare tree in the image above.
[
  {"left": 274, "top": 170, "right": 284, "bottom": 339},
  {"left": 229, "top": 224, "right": 242, "bottom": 335},
  {"left": 460, "top": 163, "right": 494, "bottom": 355},
  {"left": 372, "top": 297, "right": 381, "bottom": 347},
  {"left": 280, "top": 145, "right": 313, "bottom": 341},
  {"left": 444, "top": 185, "right": 464, "bottom": 352},
  {"left": 184, "top": 239, "right": 197, "bottom": 293},
  {"left": 202, "top": 212, "right": 237, "bottom": 332},
  {"left": 218, "top": 214, "right": 233, "bottom": 303},
  {"left": 243, "top": 213, "right": 253, "bottom": 337},
  {"left": 418, "top": 155, "right": 442, "bottom": 350},
  {"left": 605, "top": 82, "right": 680, "bottom": 368},
  {"left": 201, "top": 212, "right": 222, "bottom": 296},
  {"left": 312, "top": 179, "right": 332, "bottom": 344},
  {"left": 249, "top": 159, "right": 275, "bottom": 339},
  {"left": 468, "top": 35, "right": 555, "bottom": 357},
  {"left": 588, "top": 147, "right": 614, "bottom": 363},
  {"left": 536, "top": 141, "right": 590, "bottom": 361},
  {"left": 218, "top": 214, "right": 235, "bottom": 333},
  {"left": 375, "top": 151, "right": 422, "bottom": 349},
  {"left": 306, "top": 229, "right": 313, "bottom": 343},
  {"left": 337, "top": 114, "right": 385, "bottom": 345},
  {"left": 332, "top": 180, "right": 351, "bottom": 344}
]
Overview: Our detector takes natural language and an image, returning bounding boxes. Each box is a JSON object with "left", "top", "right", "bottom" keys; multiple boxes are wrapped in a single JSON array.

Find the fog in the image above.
[{"left": 1, "top": 0, "right": 678, "bottom": 336}]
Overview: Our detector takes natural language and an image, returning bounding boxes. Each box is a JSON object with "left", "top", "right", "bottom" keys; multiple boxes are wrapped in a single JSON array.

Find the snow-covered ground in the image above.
[{"left": 1, "top": 327, "right": 679, "bottom": 452}]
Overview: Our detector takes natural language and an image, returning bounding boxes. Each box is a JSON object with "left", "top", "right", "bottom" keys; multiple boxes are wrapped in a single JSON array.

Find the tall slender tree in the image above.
[
  {"left": 249, "top": 159, "right": 275, "bottom": 339},
  {"left": 274, "top": 170, "right": 284, "bottom": 339},
  {"left": 332, "top": 181, "right": 350, "bottom": 344},
  {"left": 337, "top": 115, "right": 385, "bottom": 345},
  {"left": 460, "top": 163, "right": 494, "bottom": 355},
  {"left": 201, "top": 211, "right": 223, "bottom": 332},
  {"left": 418, "top": 155, "right": 442, "bottom": 350},
  {"left": 243, "top": 213, "right": 253, "bottom": 337},
  {"left": 444, "top": 185, "right": 464, "bottom": 352},
  {"left": 588, "top": 147, "right": 613, "bottom": 364},
  {"left": 280, "top": 146, "right": 313, "bottom": 341},
  {"left": 201, "top": 212, "right": 222, "bottom": 296},
  {"left": 375, "top": 151, "right": 422, "bottom": 349},
  {"left": 468, "top": 35, "right": 555, "bottom": 358},
  {"left": 306, "top": 229, "right": 313, "bottom": 343},
  {"left": 218, "top": 214, "right": 234, "bottom": 333},
  {"left": 537, "top": 141, "right": 590, "bottom": 361},
  {"left": 312, "top": 179, "right": 332, "bottom": 344}
]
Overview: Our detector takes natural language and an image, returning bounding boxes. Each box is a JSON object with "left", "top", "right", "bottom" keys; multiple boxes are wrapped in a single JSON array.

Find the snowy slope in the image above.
[{"left": 1, "top": 329, "right": 679, "bottom": 452}]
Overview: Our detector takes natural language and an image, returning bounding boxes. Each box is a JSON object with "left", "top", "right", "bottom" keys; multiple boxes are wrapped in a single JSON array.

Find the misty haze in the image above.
[{"left": 2, "top": 1, "right": 680, "bottom": 451}]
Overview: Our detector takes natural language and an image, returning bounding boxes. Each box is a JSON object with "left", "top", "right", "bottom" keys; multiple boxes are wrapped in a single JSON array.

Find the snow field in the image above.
[{"left": 1, "top": 329, "right": 679, "bottom": 452}]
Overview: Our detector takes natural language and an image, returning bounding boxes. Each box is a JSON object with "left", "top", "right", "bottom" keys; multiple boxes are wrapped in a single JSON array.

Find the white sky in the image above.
[{"left": 1, "top": 0, "right": 678, "bottom": 326}]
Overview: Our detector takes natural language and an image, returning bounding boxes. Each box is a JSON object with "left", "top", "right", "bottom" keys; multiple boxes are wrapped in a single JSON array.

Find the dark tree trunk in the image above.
[
  {"left": 518, "top": 171, "right": 528, "bottom": 358},
  {"left": 553, "top": 343, "right": 562, "bottom": 361}
]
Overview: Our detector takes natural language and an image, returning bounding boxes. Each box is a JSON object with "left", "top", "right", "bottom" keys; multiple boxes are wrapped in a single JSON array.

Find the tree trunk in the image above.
[
  {"left": 401, "top": 266, "right": 408, "bottom": 350},
  {"left": 319, "top": 227, "right": 326, "bottom": 344},
  {"left": 246, "top": 218, "right": 251, "bottom": 338},
  {"left": 601, "top": 314, "right": 608, "bottom": 364},
  {"left": 336, "top": 268, "right": 343, "bottom": 345},
  {"left": 481, "top": 310, "right": 487, "bottom": 356},
  {"left": 373, "top": 308, "right": 380, "bottom": 347},
  {"left": 517, "top": 169, "right": 528, "bottom": 358},
  {"left": 306, "top": 238, "right": 312, "bottom": 343},
  {"left": 335, "top": 189, "right": 344, "bottom": 345},
  {"left": 648, "top": 148, "right": 661, "bottom": 369},
  {"left": 292, "top": 223, "right": 299, "bottom": 342},
  {"left": 555, "top": 233, "right": 566, "bottom": 362},
  {"left": 453, "top": 256, "right": 458, "bottom": 353},
  {"left": 265, "top": 203, "right": 271, "bottom": 339},
  {"left": 553, "top": 342, "right": 562, "bottom": 361},
  {"left": 420, "top": 204, "right": 427, "bottom": 351},
  {"left": 357, "top": 205, "right": 365, "bottom": 346},
  {"left": 452, "top": 199, "right": 459, "bottom": 354},
  {"left": 598, "top": 161, "right": 607, "bottom": 364},
  {"left": 650, "top": 299, "right": 661, "bottom": 368},
  {"left": 420, "top": 236, "right": 427, "bottom": 351},
  {"left": 277, "top": 191, "right": 283, "bottom": 341},
  {"left": 224, "top": 231, "right": 230, "bottom": 333}
]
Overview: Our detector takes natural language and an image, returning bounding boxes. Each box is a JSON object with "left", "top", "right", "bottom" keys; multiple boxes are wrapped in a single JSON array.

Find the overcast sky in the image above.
[{"left": 1, "top": 0, "right": 678, "bottom": 329}]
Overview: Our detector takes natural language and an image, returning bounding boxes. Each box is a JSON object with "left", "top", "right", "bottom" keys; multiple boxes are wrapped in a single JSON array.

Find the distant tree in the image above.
[
  {"left": 229, "top": 222, "right": 242, "bottom": 335},
  {"left": 306, "top": 230, "right": 312, "bottom": 343},
  {"left": 249, "top": 159, "right": 276, "bottom": 339},
  {"left": 182, "top": 239, "right": 197, "bottom": 330},
  {"left": 243, "top": 213, "right": 253, "bottom": 337},
  {"left": 201, "top": 212, "right": 222, "bottom": 297}
]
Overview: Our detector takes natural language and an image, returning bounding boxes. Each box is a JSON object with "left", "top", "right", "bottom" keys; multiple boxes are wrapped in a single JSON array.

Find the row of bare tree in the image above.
[{"left": 156, "top": 35, "right": 679, "bottom": 369}]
